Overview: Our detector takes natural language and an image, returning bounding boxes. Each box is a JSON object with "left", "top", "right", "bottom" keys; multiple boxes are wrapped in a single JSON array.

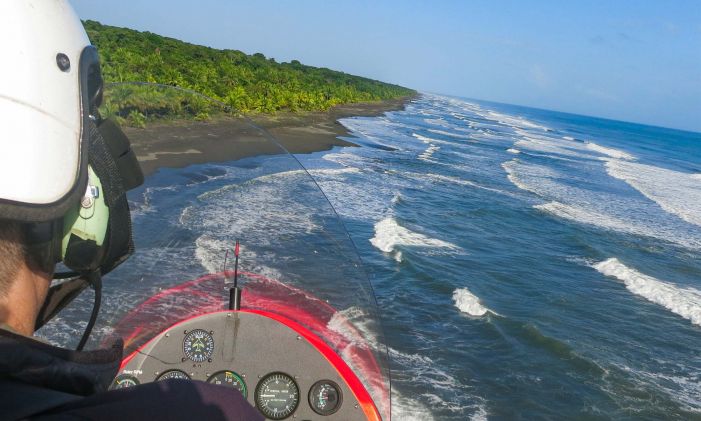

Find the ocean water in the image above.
[
  {"left": 39, "top": 93, "right": 701, "bottom": 420},
  {"left": 297, "top": 94, "right": 701, "bottom": 420}
]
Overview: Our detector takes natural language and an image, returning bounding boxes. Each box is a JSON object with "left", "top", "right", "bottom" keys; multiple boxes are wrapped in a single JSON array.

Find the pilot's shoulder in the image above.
[{"left": 34, "top": 380, "right": 263, "bottom": 421}]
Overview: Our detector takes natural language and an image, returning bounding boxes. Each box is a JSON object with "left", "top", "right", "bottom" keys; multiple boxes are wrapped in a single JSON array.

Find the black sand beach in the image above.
[{"left": 125, "top": 96, "right": 414, "bottom": 176}]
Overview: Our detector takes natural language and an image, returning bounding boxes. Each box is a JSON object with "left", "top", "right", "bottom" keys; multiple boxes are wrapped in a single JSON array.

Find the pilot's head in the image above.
[{"left": 0, "top": 0, "right": 143, "bottom": 345}]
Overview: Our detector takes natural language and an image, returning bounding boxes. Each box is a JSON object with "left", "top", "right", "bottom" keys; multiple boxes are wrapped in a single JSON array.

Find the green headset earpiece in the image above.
[{"left": 60, "top": 166, "right": 110, "bottom": 272}]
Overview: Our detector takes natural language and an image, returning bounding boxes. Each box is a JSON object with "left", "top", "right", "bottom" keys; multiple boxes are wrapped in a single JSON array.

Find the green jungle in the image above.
[{"left": 84, "top": 20, "right": 415, "bottom": 126}]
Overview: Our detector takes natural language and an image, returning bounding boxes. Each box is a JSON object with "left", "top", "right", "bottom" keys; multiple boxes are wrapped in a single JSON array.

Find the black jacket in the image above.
[{"left": 0, "top": 329, "right": 262, "bottom": 420}]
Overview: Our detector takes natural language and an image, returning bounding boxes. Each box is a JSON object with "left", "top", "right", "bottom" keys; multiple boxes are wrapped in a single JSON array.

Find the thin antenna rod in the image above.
[
  {"left": 229, "top": 240, "right": 242, "bottom": 311},
  {"left": 233, "top": 240, "right": 240, "bottom": 288}
]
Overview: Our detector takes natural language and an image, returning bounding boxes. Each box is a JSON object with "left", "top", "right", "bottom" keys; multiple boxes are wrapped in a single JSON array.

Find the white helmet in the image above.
[
  {"left": 0, "top": 1, "right": 144, "bottom": 340},
  {"left": 0, "top": 0, "right": 98, "bottom": 222}
]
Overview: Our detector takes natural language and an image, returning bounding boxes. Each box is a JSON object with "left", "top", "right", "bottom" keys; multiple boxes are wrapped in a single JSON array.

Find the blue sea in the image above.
[
  {"left": 41, "top": 93, "right": 701, "bottom": 420},
  {"left": 298, "top": 94, "right": 701, "bottom": 420}
]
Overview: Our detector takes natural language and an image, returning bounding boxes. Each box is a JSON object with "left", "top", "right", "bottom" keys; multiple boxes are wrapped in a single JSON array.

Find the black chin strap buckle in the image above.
[
  {"left": 35, "top": 274, "right": 90, "bottom": 331},
  {"left": 35, "top": 270, "right": 103, "bottom": 352}
]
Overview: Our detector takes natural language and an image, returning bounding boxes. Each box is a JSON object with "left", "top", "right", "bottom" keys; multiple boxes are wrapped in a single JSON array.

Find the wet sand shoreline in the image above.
[{"left": 125, "top": 95, "right": 416, "bottom": 177}]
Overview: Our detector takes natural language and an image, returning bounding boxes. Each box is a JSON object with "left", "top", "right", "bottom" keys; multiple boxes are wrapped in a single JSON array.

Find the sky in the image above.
[{"left": 72, "top": 1, "right": 701, "bottom": 132}]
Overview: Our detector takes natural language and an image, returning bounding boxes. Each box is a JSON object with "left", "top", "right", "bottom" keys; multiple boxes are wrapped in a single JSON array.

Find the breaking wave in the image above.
[
  {"left": 452, "top": 288, "right": 491, "bottom": 316},
  {"left": 370, "top": 217, "right": 460, "bottom": 261},
  {"left": 419, "top": 144, "right": 441, "bottom": 162},
  {"left": 593, "top": 258, "right": 701, "bottom": 326},
  {"left": 534, "top": 202, "right": 701, "bottom": 251},
  {"left": 412, "top": 132, "right": 455, "bottom": 146},
  {"left": 605, "top": 160, "right": 701, "bottom": 227},
  {"left": 485, "top": 110, "right": 550, "bottom": 131},
  {"left": 428, "top": 128, "right": 472, "bottom": 140},
  {"left": 513, "top": 135, "right": 591, "bottom": 160},
  {"left": 504, "top": 157, "right": 701, "bottom": 251},
  {"left": 586, "top": 142, "right": 636, "bottom": 160}
]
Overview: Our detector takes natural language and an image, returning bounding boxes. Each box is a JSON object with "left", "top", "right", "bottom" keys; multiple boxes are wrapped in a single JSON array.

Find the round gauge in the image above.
[
  {"left": 156, "top": 370, "right": 191, "bottom": 381},
  {"left": 255, "top": 372, "right": 300, "bottom": 420},
  {"left": 110, "top": 374, "right": 140, "bottom": 390},
  {"left": 183, "top": 329, "right": 214, "bottom": 363},
  {"left": 207, "top": 370, "right": 247, "bottom": 398},
  {"left": 309, "top": 380, "right": 343, "bottom": 416}
]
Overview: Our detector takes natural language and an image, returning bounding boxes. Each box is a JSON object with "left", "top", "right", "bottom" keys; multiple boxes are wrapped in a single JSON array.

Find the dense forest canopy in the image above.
[{"left": 84, "top": 20, "right": 415, "bottom": 123}]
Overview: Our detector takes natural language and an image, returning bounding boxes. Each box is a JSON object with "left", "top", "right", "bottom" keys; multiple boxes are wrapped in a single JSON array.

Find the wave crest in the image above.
[
  {"left": 370, "top": 217, "right": 460, "bottom": 261},
  {"left": 586, "top": 142, "right": 636, "bottom": 160},
  {"left": 452, "top": 288, "right": 490, "bottom": 316},
  {"left": 605, "top": 160, "right": 701, "bottom": 227},
  {"left": 593, "top": 258, "right": 701, "bottom": 326}
]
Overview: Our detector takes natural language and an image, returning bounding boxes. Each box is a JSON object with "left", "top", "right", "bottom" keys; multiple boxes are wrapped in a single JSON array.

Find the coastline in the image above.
[{"left": 125, "top": 95, "right": 416, "bottom": 177}]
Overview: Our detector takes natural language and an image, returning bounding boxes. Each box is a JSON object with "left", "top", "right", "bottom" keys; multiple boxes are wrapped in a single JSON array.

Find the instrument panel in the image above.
[{"left": 112, "top": 311, "right": 363, "bottom": 420}]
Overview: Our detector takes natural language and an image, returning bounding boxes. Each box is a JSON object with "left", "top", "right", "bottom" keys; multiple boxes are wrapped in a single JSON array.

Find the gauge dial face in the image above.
[
  {"left": 309, "top": 380, "right": 342, "bottom": 416},
  {"left": 156, "top": 370, "right": 191, "bottom": 381},
  {"left": 255, "top": 373, "right": 299, "bottom": 420},
  {"left": 207, "top": 370, "right": 247, "bottom": 398},
  {"left": 110, "top": 374, "right": 140, "bottom": 390},
  {"left": 183, "top": 329, "right": 214, "bottom": 363}
]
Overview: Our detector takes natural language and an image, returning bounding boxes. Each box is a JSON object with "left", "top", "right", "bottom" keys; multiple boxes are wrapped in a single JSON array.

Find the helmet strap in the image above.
[
  {"left": 76, "top": 271, "right": 102, "bottom": 351},
  {"left": 34, "top": 270, "right": 102, "bottom": 353}
]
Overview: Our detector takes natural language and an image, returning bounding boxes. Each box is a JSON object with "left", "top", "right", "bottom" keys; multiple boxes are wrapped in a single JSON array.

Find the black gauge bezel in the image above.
[
  {"left": 255, "top": 372, "right": 300, "bottom": 420},
  {"left": 156, "top": 369, "right": 191, "bottom": 381},
  {"left": 207, "top": 370, "right": 248, "bottom": 398},
  {"left": 182, "top": 328, "right": 215, "bottom": 363},
  {"left": 308, "top": 379, "right": 343, "bottom": 416},
  {"left": 110, "top": 373, "right": 140, "bottom": 390}
]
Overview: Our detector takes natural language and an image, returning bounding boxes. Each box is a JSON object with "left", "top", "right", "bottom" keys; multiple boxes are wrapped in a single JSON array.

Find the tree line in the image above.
[{"left": 84, "top": 20, "right": 415, "bottom": 125}]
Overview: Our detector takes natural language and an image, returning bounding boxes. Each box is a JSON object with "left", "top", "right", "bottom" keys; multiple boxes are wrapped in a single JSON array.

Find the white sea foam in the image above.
[
  {"left": 535, "top": 201, "right": 632, "bottom": 232},
  {"left": 428, "top": 128, "right": 472, "bottom": 140},
  {"left": 323, "top": 151, "right": 370, "bottom": 168},
  {"left": 192, "top": 171, "right": 319, "bottom": 241},
  {"left": 452, "top": 288, "right": 490, "bottom": 316},
  {"left": 513, "top": 134, "right": 591, "bottom": 160},
  {"left": 419, "top": 145, "right": 441, "bottom": 161},
  {"left": 486, "top": 110, "right": 550, "bottom": 131},
  {"left": 412, "top": 133, "right": 454, "bottom": 146},
  {"left": 423, "top": 173, "right": 481, "bottom": 188},
  {"left": 504, "top": 156, "right": 701, "bottom": 250},
  {"left": 593, "top": 258, "right": 701, "bottom": 326},
  {"left": 370, "top": 217, "right": 459, "bottom": 261},
  {"left": 507, "top": 148, "right": 520, "bottom": 154},
  {"left": 605, "top": 160, "right": 701, "bottom": 227},
  {"left": 586, "top": 142, "right": 636, "bottom": 160},
  {"left": 326, "top": 306, "right": 393, "bottom": 418},
  {"left": 392, "top": 391, "right": 437, "bottom": 420},
  {"left": 413, "top": 133, "right": 434, "bottom": 143},
  {"left": 132, "top": 185, "right": 178, "bottom": 217},
  {"left": 312, "top": 172, "right": 401, "bottom": 222},
  {"left": 308, "top": 167, "right": 361, "bottom": 176},
  {"left": 502, "top": 159, "right": 561, "bottom": 193},
  {"left": 536, "top": 200, "right": 701, "bottom": 250},
  {"left": 451, "top": 125, "right": 475, "bottom": 134},
  {"left": 613, "top": 365, "right": 701, "bottom": 412},
  {"left": 424, "top": 117, "right": 451, "bottom": 128},
  {"left": 390, "top": 347, "right": 474, "bottom": 415},
  {"left": 328, "top": 306, "right": 480, "bottom": 419},
  {"left": 563, "top": 136, "right": 575, "bottom": 141},
  {"left": 195, "top": 235, "right": 284, "bottom": 282},
  {"left": 401, "top": 171, "right": 514, "bottom": 199},
  {"left": 535, "top": 201, "right": 652, "bottom": 239},
  {"left": 471, "top": 405, "right": 489, "bottom": 421}
]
